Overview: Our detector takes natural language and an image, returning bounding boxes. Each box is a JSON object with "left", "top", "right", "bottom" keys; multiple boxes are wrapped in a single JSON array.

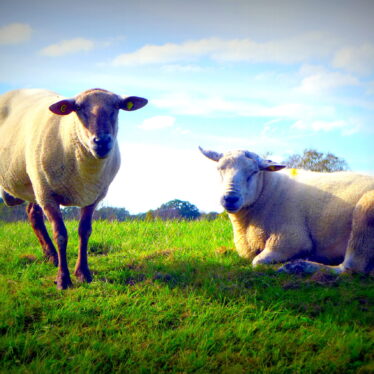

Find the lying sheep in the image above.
[
  {"left": 0, "top": 88, "right": 148, "bottom": 289},
  {"left": 200, "top": 147, "right": 374, "bottom": 275}
]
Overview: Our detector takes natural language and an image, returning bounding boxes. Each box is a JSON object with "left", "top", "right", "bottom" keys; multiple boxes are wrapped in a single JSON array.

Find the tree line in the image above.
[
  {"left": 0, "top": 149, "right": 349, "bottom": 222},
  {"left": 0, "top": 198, "right": 214, "bottom": 222}
]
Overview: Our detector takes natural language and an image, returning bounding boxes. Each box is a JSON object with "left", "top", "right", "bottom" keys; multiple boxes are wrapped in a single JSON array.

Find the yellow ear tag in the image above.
[
  {"left": 60, "top": 104, "right": 67, "bottom": 113},
  {"left": 126, "top": 101, "right": 134, "bottom": 110},
  {"left": 290, "top": 168, "right": 298, "bottom": 177}
]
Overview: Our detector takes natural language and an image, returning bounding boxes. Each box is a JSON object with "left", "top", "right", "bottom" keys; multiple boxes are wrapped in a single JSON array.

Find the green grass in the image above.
[{"left": 0, "top": 219, "right": 373, "bottom": 373}]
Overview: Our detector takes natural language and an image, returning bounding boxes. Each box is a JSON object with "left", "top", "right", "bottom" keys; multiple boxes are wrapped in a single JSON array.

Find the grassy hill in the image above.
[{"left": 0, "top": 219, "right": 373, "bottom": 373}]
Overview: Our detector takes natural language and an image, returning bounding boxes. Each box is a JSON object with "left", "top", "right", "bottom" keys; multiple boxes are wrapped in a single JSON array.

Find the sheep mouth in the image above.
[
  {"left": 224, "top": 205, "right": 241, "bottom": 213},
  {"left": 221, "top": 199, "right": 242, "bottom": 213},
  {"left": 221, "top": 193, "right": 243, "bottom": 213},
  {"left": 92, "top": 145, "right": 113, "bottom": 159}
]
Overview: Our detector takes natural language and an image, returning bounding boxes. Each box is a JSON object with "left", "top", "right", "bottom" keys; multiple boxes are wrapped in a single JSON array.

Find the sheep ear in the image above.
[
  {"left": 199, "top": 146, "right": 223, "bottom": 162},
  {"left": 244, "top": 151, "right": 285, "bottom": 171},
  {"left": 49, "top": 99, "right": 76, "bottom": 115},
  {"left": 259, "top": 160, "right": 286, "bottom": 172},
  {"left": 121, "top": 96, "right": 148, "bottom": 111}
]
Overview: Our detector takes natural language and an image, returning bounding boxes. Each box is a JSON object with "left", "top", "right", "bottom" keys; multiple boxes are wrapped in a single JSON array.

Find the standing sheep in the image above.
[
  {"left": 200, "top": 147, "right": 374, "bottom": 275},
  {"left": 0, "top": 88, "right": 148, "bottom": 289}
]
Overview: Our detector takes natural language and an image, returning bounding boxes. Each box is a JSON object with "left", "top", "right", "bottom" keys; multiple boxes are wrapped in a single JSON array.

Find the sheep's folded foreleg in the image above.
[
  {"left": 26, "top": 203, "right": 58, "bottom": 266},
  {"left": 43, "top": 203, "right": 72, "bottom": 289},
  {"left": 74, "top": 203, "right": 97, "bottom": 283}
]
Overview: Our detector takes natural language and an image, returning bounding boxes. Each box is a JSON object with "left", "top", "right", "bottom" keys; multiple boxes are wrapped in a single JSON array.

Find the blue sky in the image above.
[{"left": 1, "top": 0, "right": 373, "bottom": 213}]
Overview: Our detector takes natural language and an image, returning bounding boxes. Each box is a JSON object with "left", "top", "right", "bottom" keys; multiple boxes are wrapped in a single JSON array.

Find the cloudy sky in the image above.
[{"left": 1, "top": 0, "right": 373, "bottom": 213}]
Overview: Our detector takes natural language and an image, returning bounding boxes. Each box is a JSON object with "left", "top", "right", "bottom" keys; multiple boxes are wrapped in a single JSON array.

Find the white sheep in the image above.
[
  {"left": 0, "top": 88, "right": 148, "bottom": 289},
  {"left": 200, "top": 147, "right": 374, "bottom": 275}
]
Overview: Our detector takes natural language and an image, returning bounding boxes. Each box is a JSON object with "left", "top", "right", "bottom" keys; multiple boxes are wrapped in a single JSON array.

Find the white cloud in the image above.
[
  {"left": 212, "top": 32, "right": 336, "bottom": 64},
  {"left": 173, "top": 127, "right": 191, "bottom": 136},
  {"left": 199, "top": 132, "right": 292, "bottom": 155},
  {"left": 292, "top": 118, "right": 360, "bottom": 135},
  {"left": 112, "top": 32, "right": 337, "bottom": 66},
  {"left": 112, "top": 39, "right": 214, "bottom": 66},
  {"left": 332, "top": 43, "right": 374, "bottom": 75},
  {"left": 297, "top": 66, "right": 360, "bottom": 94},
  {"left": 161, "top": 64, "right": 204, "bottom": 73},
  {"left": 152, "top": 91, "right": 335, "bottom": 119},
  {"left": 0, "top": 23, "right": 32, "bottom": 45},
  {"left": 40, "top": 38, "right": 95, "bottom": 57},
  {"left": 153, "top": 92, "right": 264, "bottom": 116},
  {"left": 366, "top": 81, "right": 374, "bottom": 95},
  {"left": 139, "top": 115, "right": 176, "bottom": 130}
]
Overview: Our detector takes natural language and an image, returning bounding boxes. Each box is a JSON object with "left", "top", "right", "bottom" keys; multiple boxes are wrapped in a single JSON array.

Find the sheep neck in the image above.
[
  {"left": 71, "top": 119, "right": 112, "bottom": 180},
  {"left": 75, "top": 140, "right": 111, "bottom": 181},
  {"left": 228, "top": 172, "right": 279, "bottom": 259}
]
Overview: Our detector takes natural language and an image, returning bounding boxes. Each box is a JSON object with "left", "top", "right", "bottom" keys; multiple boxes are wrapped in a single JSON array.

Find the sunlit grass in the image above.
[{"left": 0, "top": 219, "right": 373, "bottom": 373}]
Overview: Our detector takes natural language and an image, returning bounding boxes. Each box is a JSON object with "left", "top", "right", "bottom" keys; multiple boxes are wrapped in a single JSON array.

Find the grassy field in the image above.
[{"left": 0, "top": 219, "right": 373, "bottom": 373}]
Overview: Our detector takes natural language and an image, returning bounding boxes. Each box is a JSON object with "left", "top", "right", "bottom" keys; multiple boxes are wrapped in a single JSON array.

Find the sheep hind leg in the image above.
[
  {"left": 26, "top": 203, "right": 58, "bottom": 266},
  {"left": 74, "top": 203, "right": 97, "bottom": 283},
  {"left": 279, "top": 190, "right": 374, "bottom": 276},
  {"left": 1, "top": 188, "right": 24, "bottom": 206},
  {"left": 340, "top": 190, "right": 374, "bottom": 275},
  {"left": 43, "top": 203, "right": 72, "bottom": 289}
]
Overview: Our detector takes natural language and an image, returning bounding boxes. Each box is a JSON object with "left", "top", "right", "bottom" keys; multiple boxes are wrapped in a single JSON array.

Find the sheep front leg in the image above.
[
  {"left": 252, "top": 248, "right": 292, "bottom": 267},
  {"left": 74, "top": 203, "right": 97, "bottom": 283},
  {"left": 252, "top": 230, "right": 313, "bottom": 268},
  {"left": 43, "top": 204, "right": 72, "bottom": 289},
  {"left": 26, "top": 203, "right": 58, "bottom": 266}
]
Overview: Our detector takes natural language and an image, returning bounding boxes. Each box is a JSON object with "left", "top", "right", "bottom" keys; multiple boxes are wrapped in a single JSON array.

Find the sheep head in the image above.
[
  {"left": 49, "top": 89, "right": 148, "bottom": 159},
  {"left": 199, "top": 146, "right": 285, "bottom": 213}
]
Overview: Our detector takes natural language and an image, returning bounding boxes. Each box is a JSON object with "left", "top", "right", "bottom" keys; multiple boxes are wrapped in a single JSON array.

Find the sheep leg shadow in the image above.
[
  {"left": 277, "top": 260, "right": 343, "bottom": 275},
  {"left": 26, "top": 203, "right": 58, "bottom": 266},
  {"left": 74, "top": 203, "right": 97, "bottom": 283}
]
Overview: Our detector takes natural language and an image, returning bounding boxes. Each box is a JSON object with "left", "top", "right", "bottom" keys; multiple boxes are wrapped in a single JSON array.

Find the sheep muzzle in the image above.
[
  {"left": 221, "top": 193, "right": 243, "bottom": 213},
  {"left": 90, "top": 134, "right": 113, "bottom": 159}
]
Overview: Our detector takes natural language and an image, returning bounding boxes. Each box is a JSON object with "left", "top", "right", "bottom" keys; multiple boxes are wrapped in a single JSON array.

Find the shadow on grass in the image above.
[{"left": 96, "top": 250, "right": 374, "bottom": 328}]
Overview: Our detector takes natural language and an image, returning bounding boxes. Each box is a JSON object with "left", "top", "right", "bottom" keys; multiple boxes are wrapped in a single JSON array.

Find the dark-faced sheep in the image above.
[
  {"left": 200, "top": 147, "right": 374, "bottom": 275},
  {"left": 0, "top": 88, "right": 147, "bottom": 289}
]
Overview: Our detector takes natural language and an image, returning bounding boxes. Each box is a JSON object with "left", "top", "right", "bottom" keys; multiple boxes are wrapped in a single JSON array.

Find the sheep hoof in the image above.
[
  {"left": 46, "top": 253, "right": 58, "bottom": 267},
  {"left": 55, "top": 273, "right": 73, "bottom": 290},
  {"left": 74, "top": 268, "right": 93, "bottom": 283}
]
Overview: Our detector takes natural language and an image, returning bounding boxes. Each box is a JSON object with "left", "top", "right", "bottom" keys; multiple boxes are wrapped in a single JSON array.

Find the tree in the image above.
[
  {"left": 154, "top": 199, "right": 201, "bottom": 220},
  {"left": 94, "top": 207, "right": 130, "bottom": 221},
  {"left": 200, "top": 212, "right": 219, "bottom": 221},
  {"left": 145, "top": 210, "right": 155, "bottom": 221},
  {"left": 61, "top": 206, "right": 130, "bottom": 221},
  {"left": 284, "top": 149, "right": 349, "bottom": 172},
  {"left": 0, "top": 199, "right": 27, "bottom": 222},
  {"left": 62, "top": 207, "right": 80, "bottom": 220}
]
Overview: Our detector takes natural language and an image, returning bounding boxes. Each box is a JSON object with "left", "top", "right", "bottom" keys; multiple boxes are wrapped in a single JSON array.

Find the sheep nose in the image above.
[
  {"left": 93, "top": 134, "right": 112, "bottom": 146},
  {"left": 92, "top": 134, "right": 113, "bottom": 159},
  {"left": 224, "top": 195, "right": 239, "bottom": 204}
]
